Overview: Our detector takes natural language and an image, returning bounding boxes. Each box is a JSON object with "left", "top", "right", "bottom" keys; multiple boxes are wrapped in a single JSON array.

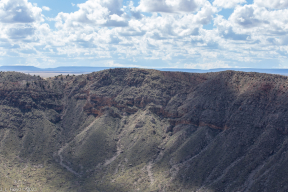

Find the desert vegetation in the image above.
[{"left": 0, "top": 69, "right": 288, "bottom": 191}]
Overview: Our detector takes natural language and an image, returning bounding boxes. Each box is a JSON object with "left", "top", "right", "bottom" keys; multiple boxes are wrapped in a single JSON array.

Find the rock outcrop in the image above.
[{"left": 0, "top": 69, "right": 288, "bottom": 191}]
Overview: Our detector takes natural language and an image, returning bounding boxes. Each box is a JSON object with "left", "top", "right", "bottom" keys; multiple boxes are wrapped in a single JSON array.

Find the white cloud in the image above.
[
  {"left": 213, "top": 0, "right": 246, "bottom": 9},
  {"left": 55, "top": 0, "right": 127, "bottom": 28},
  {"left": 7, "top": 25, "right": 35, "bottom": 39},
  {"left": 229, "top": 5, "right": 265, "bottom": 28},
  {"left": 0, "top": 0, "right": 43, "bottom": 23},
  {"left": 214, "top": 15, "right": 249, "bottom": 40},
  {"left": 42, "top": 6, "right": 51, "bottom": 11},
  {"left": 255, "top": 0, "right": 288, "bottom": 9},
  {"left": 128, "top": 1, "right": 142, "bottom": 19},
  {"left": 0, "top": 0, "right": 288, "bottom": 69},
  {"left": 193, "top": 1, "right": 217, "bottom": 25},
  {"left": 71, "top": 3, "right": 75, "bottom": 7},
  {"left": 110, "top": 14, "right": 126, "bottom": 22},
  {"left": 228, "top": 4, "right": 288, "bottom": 36},
  {"left": 0, "top": 0, "right": 47, "bottom": 42},
  {"left": 184, "top": 61, "right": 231, "bottom": 69},
  {"left": 137, "top": 0, "right": 198, "bottom": 13},
  {"left": 103, "top": 60, "right": 142, "bottom": 68}
]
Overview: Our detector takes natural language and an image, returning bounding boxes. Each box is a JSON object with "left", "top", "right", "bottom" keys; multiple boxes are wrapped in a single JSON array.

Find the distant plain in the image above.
[
  {"left": 1, "top": 65, "right": 288, "bottom": 78},
  {"left": 23, "top": 72, "right": 87, "bottom": 78}
]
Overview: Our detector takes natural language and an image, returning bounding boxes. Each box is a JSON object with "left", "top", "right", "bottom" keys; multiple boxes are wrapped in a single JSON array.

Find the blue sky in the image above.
[{"left": 0, "top": 0, "right": 288, "bottom": 69}]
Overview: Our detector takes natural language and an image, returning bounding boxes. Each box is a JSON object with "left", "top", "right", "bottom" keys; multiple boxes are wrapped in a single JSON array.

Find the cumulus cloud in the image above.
[
  {"left": 184, "top": 60, "right": 231, "bottom": 69},
  {"left": 229, "top": 5, "right": 265, "bottom": 28},
  {"left": 0, "top": 0, "right": 43, "bottom": 23},
  {"left": 214, "top": 15, "right": 249, "bottom": 40},
  {"left": 228, "top": 4, "right": 288, "bottom": 37},
  {"left": 128, "top": 1, "right": 142, "bottom": 19},
  {"left": 137, "top": 0, "right": 198, "bottom": 13},
  {"left": 7, "top": 26, "right": 35, "bottom": 39},
  {"left": 213, "top": 0, "right": 246, "bottom": 9},
  {"left": 55, "top": 0, "right": 127, "bottom": 28},
  {"left": 1, "top": 0, "right": 288, "bottom": 69},
  {"left": 255, "top": 0, "right": 288, "bottom": 9},
  {"left": 42, "top": 6, "right": 51, "bottom": 11},
  {"left": 0, "top": 0, "right": 47, "bottom": 42},
  {"left": 221, "top": 27, "right": 249, "bottom": 40},
  {"left": 193, "top": 1, "right": 217, "bottom": 25},
  {"left": 103, "top": 60, "right": 142, "bottom": 68}
]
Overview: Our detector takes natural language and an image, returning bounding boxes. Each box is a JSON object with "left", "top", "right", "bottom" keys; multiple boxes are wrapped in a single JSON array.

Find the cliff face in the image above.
[{"left": 1, "top": 69, "right": 288, "bottom": 191}]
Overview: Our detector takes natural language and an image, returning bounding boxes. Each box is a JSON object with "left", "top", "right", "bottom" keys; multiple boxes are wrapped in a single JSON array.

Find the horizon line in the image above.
[{"left": 1, "top": 65, "right": 288, "bottom": 70}]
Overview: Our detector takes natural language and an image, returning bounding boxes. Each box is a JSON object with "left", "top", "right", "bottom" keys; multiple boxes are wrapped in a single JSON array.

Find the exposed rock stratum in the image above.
[{"left": 0, "top": 69, "right": 288, "bottom": 192}]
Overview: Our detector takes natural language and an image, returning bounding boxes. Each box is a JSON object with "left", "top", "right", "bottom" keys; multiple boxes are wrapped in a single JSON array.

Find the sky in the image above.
[{"left": 0, "top": 0, "right": 288, "bottom": 69}]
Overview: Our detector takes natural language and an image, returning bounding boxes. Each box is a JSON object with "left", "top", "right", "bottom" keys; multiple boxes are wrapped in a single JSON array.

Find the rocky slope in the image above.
[{"left": 0, "top": 69, "right": 288, "bottom": 191}]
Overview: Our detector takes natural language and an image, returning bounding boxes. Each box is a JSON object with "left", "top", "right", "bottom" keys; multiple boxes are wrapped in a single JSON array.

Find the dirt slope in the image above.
[{"left": 0, "top": 69, "right": 288, "bottom": 192}]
